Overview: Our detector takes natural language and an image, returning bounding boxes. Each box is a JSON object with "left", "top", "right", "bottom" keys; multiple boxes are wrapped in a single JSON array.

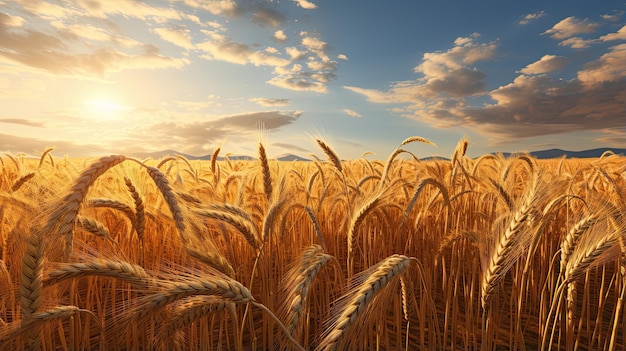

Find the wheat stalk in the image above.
[
  {"left": 125, "top": 177, "right": 146, "bottom": 242},
  {"left": 19, "top": 230, "right": 44, "bottom": 350},
  {"left": 481, "top": 171, "right": 539, "bottom": 310},
  {"left": 37, "top": 147, "right": 54, "bottom": 169},
  {"left": 44, "top": 258, "right": 152, "bottom": 288},
  {"left": 42, "top": 155, "right": 126, "bottom": 259},
  {"left": 194, "top": 209, "right": 260, "bottom": 250},
  {"left": 281, "top": 245, "right": 333, "bottom": 334},
  {"left": 11, "top": 172, "right": 35, "bottom": 192},
  {"left": 315, "top": 139, "right": 342, "bottom": 174},
  {"left": 304, "top": 206, "right": 327, "bottom": 251},
  {"left": 76, "top": 215, "right": 113, "bottom": 241},
  {"left": 259, "top": 142, "right": 273, "bottom": 202},
  {"left": 155, "top": 297, "right": 229, "bottom": 350},
  {"left": 317, "top": 254, "right": 410, "bottom": 351},
  {"left": 183, "top": 244, "right": 236, "bottom": 277},
  {"left": 560, "top": 214, "right": 598, "bottom": 276},
  {"left": 87, "top": 198, "right": 137, "bottom": 228},
  {"left": 122, "top": 276, "right": 253, "bottom": 328},
  {"left": 262, "top": 198, "right": 287, "bottom": 243},
  {"left": 347, "top": 194, "right": 382, "bottom": 277},
  {"left": 145, "top": 166, "right": 186, "bottom": 238},
  {"left": 0, "top": 306, "right": 97, "bottom": 349}
]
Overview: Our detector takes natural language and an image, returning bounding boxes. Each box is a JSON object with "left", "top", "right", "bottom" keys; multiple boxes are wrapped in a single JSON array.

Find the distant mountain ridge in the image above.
[
  {"left": 129, "top": 147, "right": 626, "bottom": 162},
  {"left": 504, "top": 148, "right": 626, "bottom": 159},
  {"left": 128, "top": 150, "right": 308, "bottom": 162}
]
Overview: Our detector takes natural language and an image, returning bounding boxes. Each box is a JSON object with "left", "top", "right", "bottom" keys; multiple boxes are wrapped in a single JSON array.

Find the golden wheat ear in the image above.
[
  {"left": 278, "top": 245, "right": 333, "bottom": 338},
  {"left": 316, "top": 254, "right": 410, "bottom": 351}
]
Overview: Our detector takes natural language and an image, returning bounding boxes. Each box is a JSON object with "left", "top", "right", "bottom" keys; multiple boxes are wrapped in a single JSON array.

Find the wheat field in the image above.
[{"left": 0, "top": 138, "right": 625, "bottom": 350}]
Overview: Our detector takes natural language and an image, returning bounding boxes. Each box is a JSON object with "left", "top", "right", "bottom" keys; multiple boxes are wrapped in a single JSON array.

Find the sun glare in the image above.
[{"left": 85, "top": 99, "right": 129, "bottom": 120}]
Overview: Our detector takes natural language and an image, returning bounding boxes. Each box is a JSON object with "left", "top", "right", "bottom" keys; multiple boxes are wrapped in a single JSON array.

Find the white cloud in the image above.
[
  {"left": 302, "top": 35, "right": 327, "bottom": 51},
  {"left": 543, "top": 16, "right": 600, "bottom": 40},
  {"left": 0, "top": 22, "right": 189, "bottom": 77},
  {"left": 74, "top": 0, "right": 184, "bottom": 21},
  {"left": 307, "top": 60, "right": 336, "bottom": 71},
  {"left": 578, "top": 44, "right": 626, "bottom": 85},
  {"left": 197, "top": 37, "right": 290, "bottom": 67},
  {"left": 347, "top": 33, "right": 626, "bottom": 143},
  {"left": 11, "top": 0, "right": 79, "bottom": 19},
  {"left": 412, "top": 34, "right": 496, "bottom": 97},
  {"left": 250, "top": 98, "right": 290, "bottom": 106},
  {"left": 338, "top": 54, "right": 348, "bottom": 60},
  {"left": 301, "top": 34, "right": 331, "bottom": 61},
  {"left": 519, "top": 55, "right": 569, "bottom": 74},
  {"left": 286, "top": 46, "right": 306, "bottom": 60},
  {"left": 293, "top": 0, "right": 318, "bottom": 10},
  {"left": 346, "top": 35, "right": 500, "bottom": 103},
  {"left": 519, "top": 11, "right": 546, "bottom": 25},
  {"left": 558, "top": 37, "right": 598, "bottom": 49},
  {"left": 153, "top": 27, "right": 194, "bottom": 50},
  {"left": 268, "top": 75, "right": 327, "bottom": 93},
  {"left": 251, "top": 6, "right": 285, "bottom": 27},
  {"left": 601, "top": 11, "right": 624, "bottom": 22},
  {"left": 342, "top": 109, "right": 362, "bottom": 118},
  {"left": 600, "top": 25, "right": 626, "bottom": 41},
  {"left": 274, "top": 30, "right": 287, "bottom": 42},
  {"left": 0, "top": 13, "right": 26, "bottom": 27},
  {"left": 181, "top": 0, "right": 241, "bottom": 17}
]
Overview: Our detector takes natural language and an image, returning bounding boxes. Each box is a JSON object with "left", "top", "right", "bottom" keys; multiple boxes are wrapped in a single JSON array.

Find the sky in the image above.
[{"left": 1, "top": 1, "right": 626, "bottom": 160}]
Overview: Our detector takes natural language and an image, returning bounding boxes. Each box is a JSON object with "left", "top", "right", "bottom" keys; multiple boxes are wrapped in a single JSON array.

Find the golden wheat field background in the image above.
[{"left": 0, "top": 137, "right": 625, "bottom": 350}]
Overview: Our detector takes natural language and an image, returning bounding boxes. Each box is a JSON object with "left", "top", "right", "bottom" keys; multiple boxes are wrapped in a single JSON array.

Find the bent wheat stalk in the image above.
[
  {"left": 42, "top": 155, "right": 127, "bottom": 259},
  {"left": 43, "top": 258, "right": 152, "bottom": 288},
  {"left": 280, "top": 245, "right": 333, "bottom": 334},
  {"left": 316, "top": 254, "right": 410, "bottom": 351}
]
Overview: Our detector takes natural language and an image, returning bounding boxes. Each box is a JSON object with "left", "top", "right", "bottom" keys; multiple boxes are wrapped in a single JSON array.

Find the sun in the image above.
[{"left": 84, "top": 98, "right": 129, "bottom": 120}]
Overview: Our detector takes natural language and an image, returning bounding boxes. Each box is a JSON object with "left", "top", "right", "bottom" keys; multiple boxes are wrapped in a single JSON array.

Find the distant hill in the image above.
[
  {"left": 503, "top": 148, "right": 626, "bottom": 159},
  {"left": 129, "top": 150, "right": 309, "bottom": 162},
  {"left": 276, "top": 154, "right": 310, "bottom": 161},
  {"left": 129, "top": 148, "right": 626, "bottom": 162}
]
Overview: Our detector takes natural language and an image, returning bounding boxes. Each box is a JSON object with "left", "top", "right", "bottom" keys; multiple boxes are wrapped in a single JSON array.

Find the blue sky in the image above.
[{"left": 1, "top": 1, "right": 625, "bottom": 159}]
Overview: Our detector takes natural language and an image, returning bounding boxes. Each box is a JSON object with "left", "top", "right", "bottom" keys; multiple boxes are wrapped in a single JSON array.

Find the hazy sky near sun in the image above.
[{"left": 1, "top": 1, "right": 626, "bottom": 159}]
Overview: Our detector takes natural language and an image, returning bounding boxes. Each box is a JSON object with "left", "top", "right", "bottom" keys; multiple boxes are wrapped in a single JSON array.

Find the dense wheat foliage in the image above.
[{"left": 0, "top": 139, "right": 625, "bottom": 350}]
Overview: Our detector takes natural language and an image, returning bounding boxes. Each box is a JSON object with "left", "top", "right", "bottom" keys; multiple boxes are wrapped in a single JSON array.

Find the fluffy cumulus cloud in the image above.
[
  {"left": 2, "top": 0, "right": 340, "bottom": 92},
  {"left": 543, "top": 16, "right": 600, "bottom": 39},
  {"left": 266, "top": 32, "right": 339, "bottom": 93},
  {"left": 274, "top": 30, "right": 287, "bottom": 42},
  {"left": 577, "top": 44, "right": 626, "bottom": 85},
  {"left": 0, "top": 24, "right": 189, "bottom": 77},
  {"left": 346, "top": 25, "right": 626, "bottom": 144},
  {"left": 519, "top": 11, "right": 546, "bottom": 25},
  {"left": 346, "top": 33, "right": 496, "bottom": 102},
  {"left": 197, "top": 36, "right": 291, "bottom": 66},
  {"left": 601, "top": 25, "right": 626, "bottom": 41},
  {"left": 0, "top": 1, "right": 193, "bottom": 78},
  {"left": 519, "top": 55, "right": 569, "bottom": 74}
]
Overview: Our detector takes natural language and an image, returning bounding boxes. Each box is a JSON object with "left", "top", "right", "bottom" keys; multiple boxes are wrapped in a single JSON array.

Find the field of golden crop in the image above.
[{"left": 0, "top": 138, "right": 625, "bottom": 350}]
